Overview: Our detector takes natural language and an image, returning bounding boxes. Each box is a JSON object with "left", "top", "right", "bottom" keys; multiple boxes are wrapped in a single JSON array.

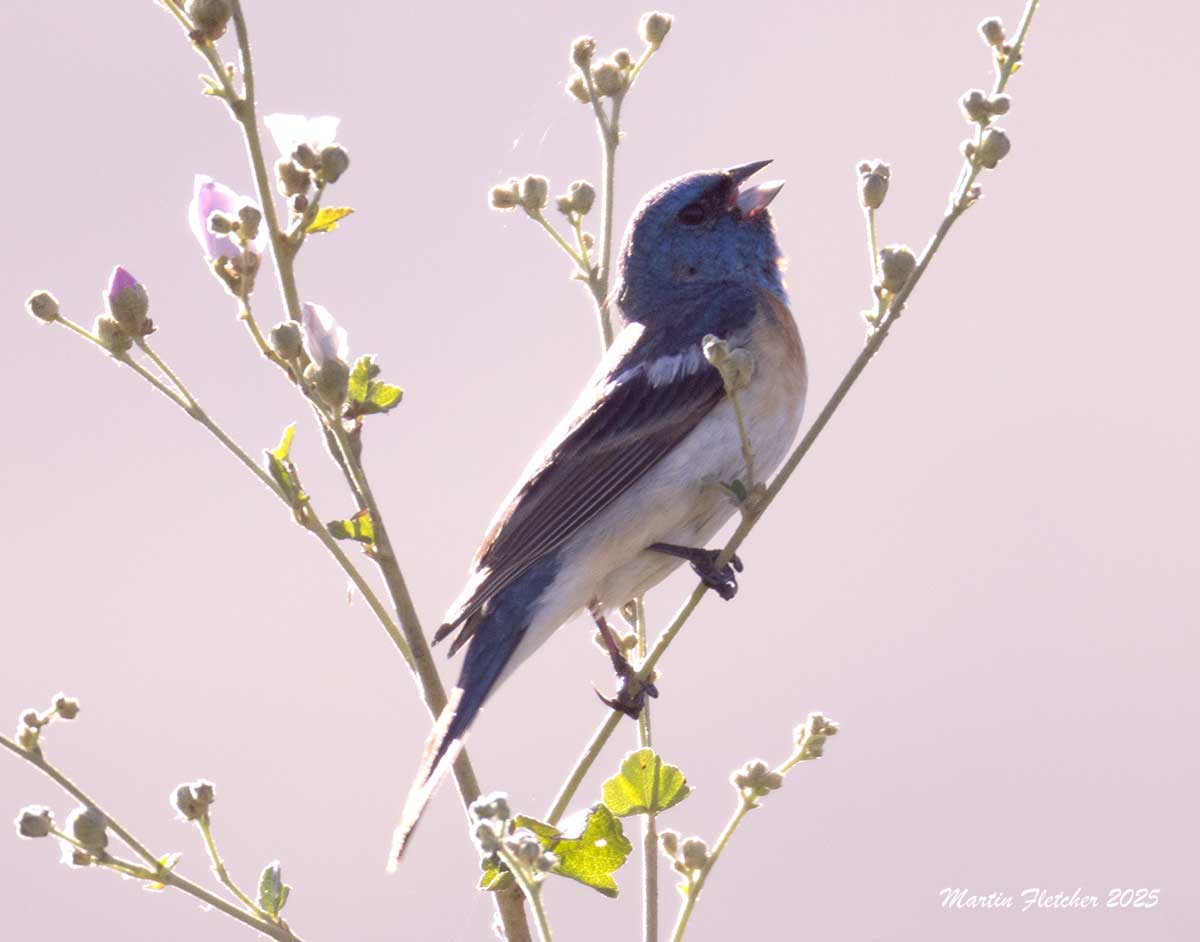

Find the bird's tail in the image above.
[{"left": 388, "top": 558, "right": 559, "bottom": 867}]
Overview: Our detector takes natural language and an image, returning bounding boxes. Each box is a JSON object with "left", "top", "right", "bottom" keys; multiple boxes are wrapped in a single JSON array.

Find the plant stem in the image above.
[
  {"left": 635, "top": 597, "right": 659, "bottom": 942},
  {"left": 668, "top": 794, "right": 754, "bottom": 942},
  {"left": 0, "top": 733, "right": 303, "bottom": 941},
  {"left": 864, "top": 206, "right": 880, "bottom": 280},
  {"left": 495, "top": 846, "right": 554, "bottom": 942},
  {"left": 547, "top": 0, "right": 1042, "bottom": 825},
  {"left": 198, "top": 816, "right": 269, "bottom": 918}
]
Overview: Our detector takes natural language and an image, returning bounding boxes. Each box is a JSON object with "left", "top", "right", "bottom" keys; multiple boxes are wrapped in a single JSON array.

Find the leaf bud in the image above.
[
  {"left": 518, "top": 174, "right": 550, "bottom": 213},
  {"left": 185, "top": 0, "right": 231, "bottom": 41},
  {"left": 269, "top": 321, "right": 303, "bottom": 360},
  {"left": 566, "top": 74, "right": 591, "bottom": 104},
  {"left": 976, "top": 127, "right": 1011, "bottom": 169},
  {"left": 639, "top": 11, "right": 674, "bottom": 46},
  {"left": 94, "top": 316, "right": 132, "bottom": 355},
  {"left": 591, "top": 60, "right": 625, "bottom": 97},
  {"left": 15, "top": 806, "right": 53, "bottom": 839},
  {"left": 856, "top": 159, "right": 890, "bottom": 210},
  {"left": 53, "top": 695, "right": 80, "bottom": 720},
  {"left": 878, "top": 245, "right": 917, "bottom": 293},
  {"left": 25, "top": 290, "right": 60, "bottom": 324},
  {"left": 67, "top": 806, "right": 108, "bottom": 855},
  {"left": 571, "top": 36, "right": 596, "bottom": 69},
  {"left": 317, "top": 145, "right": 351, "bottom": 185},
  {"left": 978, "top": 17, "right": 1005, "bottom": 47}
]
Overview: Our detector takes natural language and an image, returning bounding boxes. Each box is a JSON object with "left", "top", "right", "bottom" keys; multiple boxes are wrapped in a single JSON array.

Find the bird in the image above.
[{"left": 391, "top": 159, "right": 807, "bottom": 862}]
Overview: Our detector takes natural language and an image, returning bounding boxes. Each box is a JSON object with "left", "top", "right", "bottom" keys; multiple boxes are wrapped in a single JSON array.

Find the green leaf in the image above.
[
  {"left": 327, "top": 509, "right": 375, "bottom": 544},
  {"left": 257, "top": 860, "right": 291, "bottom": 917},
  {"left": 143, "top": 852, "right": 182, "bottom": 892},
  {"left": 602, "top": 748, "right": 691, "bottom": 817},
  {"left": 305, "top": 206, "right": 355, "bottom": 233},
  {"left": 345, "top": 355, "right": 403, "bottom": 418},
  {"left": 501, "top": 807, "right": 631, "bottom": 898},
  {"left": 264, "top": 423, "right": 304, "bottom": 505}
]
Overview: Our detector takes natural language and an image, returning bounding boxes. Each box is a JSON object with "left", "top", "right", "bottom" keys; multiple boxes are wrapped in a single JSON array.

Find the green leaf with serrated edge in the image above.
[
  {"left": 347, "top": 356, "right": 375, "bottom": 403},
  {"left": 264, "top": 424, "right": 303, "bottom": 504},
  {"left": 345, "top": 355, "right": 403, "bottom": 418},
  {"left": 508, "top": 807, "right": 632, "bottom": 898},
  {"left": 256, "top": 860, "right": 291, "bottom": 917},
  {"left": 327, "top": 509, "right": 375, "bottom": 544},
  {"left": 305, "top": 206, "right": 355, "bottom": 234},
  {"left": 144, "top": 852, "right": 182, "bottom": 892},
  {"left": 602, "top": 748, "right": 691, "bottom": 817}
]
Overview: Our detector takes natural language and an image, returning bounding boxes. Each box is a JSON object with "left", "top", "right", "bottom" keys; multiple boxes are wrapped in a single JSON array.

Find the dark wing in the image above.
[{"left": 435, "top": 335, "right": 725, "bottom": 651}]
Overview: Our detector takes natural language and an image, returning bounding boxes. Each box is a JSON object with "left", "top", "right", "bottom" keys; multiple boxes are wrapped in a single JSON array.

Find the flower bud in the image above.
[
  {"left": 535, "top": 851, "right": 558, "bottom": 872},
  {"left": 679, "top": 836, "right": 709, "bottom": 871},
  {"left": 105, "top": 266, "right": 151, "bottom": 336},
  {"left": 988, "top": 93, "right": 1011, "bottom": 115},
  {"left": 639, "top": 11, "right": 673, "bottom": 46},
  {"left": 306, "top": 359, "right": 350, "bottom": 411},
  {"left": 67, "top": 806, "right": 108, "bottom": 855},
  {"left": 518, "top": 174, "right": 549, "bottom": 213},
  {"left": 173, "top": 780, "right": 215, "bottom": 821},
  {"left": 613, "top": 48, "right": 632, "bottom": 68},
  {"left": 15, "top": 806, "right": 53, "bottom": 839},
  {"left": 878, "top": 245, "right": 917, "bottom": 292},
  {"left": 733, "top": 759, "right": 785, "bottom": 797},
  {"left": 591, "top": 60, "right": 625, "bottom": 97},
  {"left": 269, "top": 321, "right": 303, "bottom": 360},
  {"left": 25, "top": 290, "right": 60, "bottom": 324},
  {"left": 566, "top": 74, "right": 591, "bottom": 104},
  {"left": 474, "top": 821, "right": 501, "bottom": 854},
  {"left": 571, "top": 36, "right": 596, "bottom": 68},
  {"left": 237, "top": 205, "right": 263, "bottom": 243},
  {"left": 208, "top": 212, "right": 237, "bottom": 235},
  {"left": 290, "top": 194, "right": 309, "bottom": 216},
  {"left": 94, "top": 316, "right": 132, "bottom": 355},
  {"left": 960, "top": 89, "right": 990, "bottom": 123},
  {"left": 275, "top": 158, "right": 311, "bottom": 198},
  {"left": 293, "top": 143, "right": 321, "bottom": 171},
  {"left": 21, "top": 709, "right": 40, "bottom": 728},
  {"left": 489, "top": 180, "right": 520, "bottom": 210},
  {"left": 793, "top": 711, "right": 841, "bottom": 760},
  {"left": 567, "top": 180, "right": 596, "bottom": 215},
  {"left": 16, "top": 724, "right": 38, "bottom": 751},
  {"left": 53, "top": 695, "right": 80, "bottom": 720},
  {"left": 318, "top": 145, "right": 351, "bottom": 184},
  {"left": 471, "top": 792, "right": 512, "bottom": 822},
  {"left": 976, "top": 127, "right": 1011, "bottom": 169},
  {"left": 856, "top": 159, "right": 890, "bottom": 210},
  {"left": 978, "top": 17, "right": 1005, "bottom": 47},
  {"left": 507, "top": 831, "right": 541, "bottom": 867},
  {"left": 659, "top": 829, "right": 680, "bottom": 858},
  {"left": 555, "top": 195, "right": 573, "bottom": 215},
  {"left": 185, "top": 0, "right": 231, "bottom": 40}
]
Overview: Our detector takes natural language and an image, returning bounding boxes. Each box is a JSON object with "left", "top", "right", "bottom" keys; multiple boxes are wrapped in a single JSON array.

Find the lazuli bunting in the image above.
[{"left": 394, "top": 159, "right": 806, "bottom": 856}]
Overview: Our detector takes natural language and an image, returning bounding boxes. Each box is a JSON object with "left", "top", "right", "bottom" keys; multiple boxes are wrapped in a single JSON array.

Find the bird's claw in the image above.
[
  {"left": 689, "top": 549, "right": 743, "bottom": 601},
  {"left": 595, "top": 666, "right": 658, "bottom": 719}
]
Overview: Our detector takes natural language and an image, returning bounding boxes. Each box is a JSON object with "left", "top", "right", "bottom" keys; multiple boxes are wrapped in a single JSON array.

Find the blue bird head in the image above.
[{"left": 615, "top": 160, "right": 786, "bottom": 325}]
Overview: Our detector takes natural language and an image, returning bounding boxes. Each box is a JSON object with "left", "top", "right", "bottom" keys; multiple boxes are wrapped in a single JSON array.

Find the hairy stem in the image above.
[
  {"left": 635, "top": 598, "right": 659, "bottom": 942},
  {"left": 199, "top": 815, "right": 269, "bottom": 918},
  {"left": 668, "top": 794, "right": 753, "bottom": 942},
  {"left": 495, "top": 846, "right": 554, "bottom": 942}
]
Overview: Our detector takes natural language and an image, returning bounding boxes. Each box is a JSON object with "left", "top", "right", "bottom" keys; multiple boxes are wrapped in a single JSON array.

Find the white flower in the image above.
[
  {"left": 301, "top": 302, "right": 349, "bottom": 367},
  {"left": 264, "top": 113, "right": 340, "bottom": 158}
]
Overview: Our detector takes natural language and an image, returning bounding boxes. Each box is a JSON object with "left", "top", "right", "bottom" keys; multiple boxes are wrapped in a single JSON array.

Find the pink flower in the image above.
[
  {"left": 301, "top": 302, "right": 349, "bottom": 367},
  {"left": 105, "top": 265, "right": 139, "bottom": 301},
  {"left": 188, "top": 175, "right": 268, "bottom": 261}
]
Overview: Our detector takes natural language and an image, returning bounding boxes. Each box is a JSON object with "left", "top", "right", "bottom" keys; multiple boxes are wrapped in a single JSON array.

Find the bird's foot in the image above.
[
  {"left": 649, "top": 542, "right": 744, "bottom": 600},
  {"left": 590, "top": 608, "right": 658, "bottom": 720}
]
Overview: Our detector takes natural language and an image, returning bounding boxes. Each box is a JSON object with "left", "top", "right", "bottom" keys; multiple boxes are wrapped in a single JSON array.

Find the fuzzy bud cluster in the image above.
[
  {"left": 793, "top": 711, "right": 840, "bottom": 761},
  {"left": 659, "top": 828, "right": 709, "bottom": 875},
  {"left": 959, "top": 89, "right": 1011, "bottom": 124},
  {"left": 591, "top": 59, "right": 626, "bottom": 97},
  {"left": 172, "top": 780, "right": 216, "bottom": 822},
  {"left": 639, "top": 11, "right": 674, "bottom": 46},
  {"left": 702, "top": 335, "right": 755, "bottom": 394},
  {"left": 489, "top": 175, "right": 550, "bottom": 215},
  {"left": 556, "top": 180, "right": 597, "bottom": 217},
  {"left": 877, "top": 245, "right": 917, "bottom": 293},
  {"left": 856, "top": 159, "right": 890, "bottom": 210},
  {"left": 733, "top": 758, "right": 784, "bottom": 797},
  {"left": 471, "top": 792, "right": 512, "bottom": 823}
]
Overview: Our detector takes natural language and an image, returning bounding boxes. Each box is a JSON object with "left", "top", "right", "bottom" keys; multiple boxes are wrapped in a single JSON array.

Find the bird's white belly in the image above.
[{"left": 502, "top": 298, "right": 807, "bottom": 678}]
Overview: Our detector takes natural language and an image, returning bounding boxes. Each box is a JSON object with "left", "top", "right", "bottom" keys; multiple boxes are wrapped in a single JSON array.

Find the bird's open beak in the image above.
[{"left": 727, "top": 159, "right": 784, "bottom": 217}]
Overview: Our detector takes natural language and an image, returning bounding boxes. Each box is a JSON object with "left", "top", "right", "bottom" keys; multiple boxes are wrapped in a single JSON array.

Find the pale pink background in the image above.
[{"left": 2, "top": 2, "right": 1196, "bottom": 940}]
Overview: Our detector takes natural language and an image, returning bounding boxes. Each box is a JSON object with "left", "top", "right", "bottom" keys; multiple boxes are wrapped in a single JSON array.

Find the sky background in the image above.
[{"left": 2, "top": 2, "right": 1197, "bottom": 941}]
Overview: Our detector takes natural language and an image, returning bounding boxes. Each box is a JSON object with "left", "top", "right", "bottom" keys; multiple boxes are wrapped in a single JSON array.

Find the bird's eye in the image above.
[{"left": 677, "top": 203, "right": 706, "bottom": 226}]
